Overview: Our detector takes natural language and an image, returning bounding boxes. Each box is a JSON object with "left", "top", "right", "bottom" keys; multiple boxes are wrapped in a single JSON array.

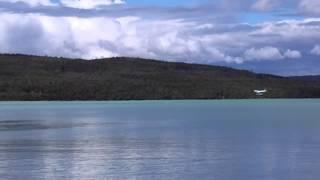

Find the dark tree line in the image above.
[{"left": 0, "top": 54, "right": 320, "bottom": 101}]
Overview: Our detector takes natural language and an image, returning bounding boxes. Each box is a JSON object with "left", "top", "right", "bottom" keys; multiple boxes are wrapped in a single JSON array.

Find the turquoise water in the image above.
[{"left": 0, "top": 100, "right": 319, "bottom": 180}]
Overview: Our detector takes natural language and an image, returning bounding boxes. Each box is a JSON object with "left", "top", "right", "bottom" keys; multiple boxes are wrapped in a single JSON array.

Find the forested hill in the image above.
[
  {"left": 0, "top": 54, "right": 319, "bottom": 100},
  {"left": 291, "top": 75, "right": 320, "bottom": 81}
]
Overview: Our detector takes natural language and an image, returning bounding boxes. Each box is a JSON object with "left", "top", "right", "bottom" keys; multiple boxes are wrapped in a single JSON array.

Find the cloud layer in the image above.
[
  {"left": 1, "top": 12, "right": 319, "bottom": 63},
  {"left": 311, "top": 45, "right": 320, "bottom": 55},
  {"left": 299, "top": 0, "right": 320, "bottom": 15},
  {"left": 60, "top": 0, "right": 125, "bottom": 9},
  {"left": 252, "top": 0, "right": 279, "bottom": 11},
  {"left": 0, "top": 0, "right": 125, "bottom": 8},
  {"left": 0, "top": 0, "right": 320, "bottom": 75}
]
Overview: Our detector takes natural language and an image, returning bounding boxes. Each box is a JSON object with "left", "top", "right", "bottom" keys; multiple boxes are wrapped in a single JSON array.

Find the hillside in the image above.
[
  {"left": 291, "top": 75, "right": 320, "bottom": 81},
  {"left": 0, "top": 54, "right": 319, "bottom": 100}
]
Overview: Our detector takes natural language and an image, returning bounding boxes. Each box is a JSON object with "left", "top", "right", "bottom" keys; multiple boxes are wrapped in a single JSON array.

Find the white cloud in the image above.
[
  {"left": 0, "top": 13, "right": 244, "bottom": 63},
  {"left": 252, "top": 0, "right": 278, "bottom": 11},
  {"left": 205, "top": 47, "right": 243, "bottom": 64},
  {"left": 0, "top": 14, "right": 209, "bottom": 61},
  {"left": 0, "top": 0, "right": 53, "bottom": 6},
  {"left": 311, "top": 45, "right": 320, "bottom": 55},
  {"left": 244, "top": 47, "right": 302, "bottom": 61},
  {"left": 299, "top": 0, "right": 320, "bottom": 15},
  {"left": 0, "top": 13, "right": 122, "bottom": 58},
  {"left": 284, "top": 49, "right": 302, "bottom": 59},
  {"left": 0, "top": 0, "right": 125, "bottom": 8},
  {"left": 0, "top": 11, "right": 319, "bottom": 64},
  {"left": 244, "top": 47, "right": 284, "bottom": 61},
  {"left": 60, "top": 0, "right": 125, "bottom": 9}
]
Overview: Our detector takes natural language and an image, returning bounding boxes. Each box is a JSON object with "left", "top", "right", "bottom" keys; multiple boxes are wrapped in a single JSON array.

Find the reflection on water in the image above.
[
  {"left": 0, "top": 120, "right": 112, "bottom": 131},
  {"left": 0, "top": 100, "right": 319, "bottom": 180}
]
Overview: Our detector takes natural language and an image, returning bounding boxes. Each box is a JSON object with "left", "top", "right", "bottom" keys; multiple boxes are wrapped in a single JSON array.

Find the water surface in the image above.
[{"left": 0, "top": 100, "right": 319, "bottom": 180}]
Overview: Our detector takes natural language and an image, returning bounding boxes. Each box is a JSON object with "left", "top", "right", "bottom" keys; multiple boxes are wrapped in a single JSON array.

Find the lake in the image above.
[{"left": 0, "top": 100, "right": 319, "bottom": 180}]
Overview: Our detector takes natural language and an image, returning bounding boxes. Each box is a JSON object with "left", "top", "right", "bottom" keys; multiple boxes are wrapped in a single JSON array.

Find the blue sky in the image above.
[{"left": 0, "top": 0, "right": 319, "bottom": 76}]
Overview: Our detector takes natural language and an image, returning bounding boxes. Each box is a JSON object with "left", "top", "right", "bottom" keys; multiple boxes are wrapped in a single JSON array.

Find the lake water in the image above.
[{"left": 0, "top": 100, "right": 319, "bottom": 180}]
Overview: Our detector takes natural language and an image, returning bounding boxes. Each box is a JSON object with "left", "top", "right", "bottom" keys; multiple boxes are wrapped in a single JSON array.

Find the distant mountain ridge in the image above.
[
  {"left": 291, "top": 75, "right": 320, "bottom": 81},
  {"left": 0, "top": 54, "right": 319, "bottom": 100}
]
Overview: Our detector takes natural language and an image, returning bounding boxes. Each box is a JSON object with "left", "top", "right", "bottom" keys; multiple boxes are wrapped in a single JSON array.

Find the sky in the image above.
[{"left": 0, "top": 0, "right": 320, "bottom": 76}]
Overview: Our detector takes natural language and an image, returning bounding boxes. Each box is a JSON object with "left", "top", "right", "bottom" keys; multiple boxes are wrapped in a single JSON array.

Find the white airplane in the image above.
[{"left": 254, "top": 89, "right": 267, "bottom": 96}]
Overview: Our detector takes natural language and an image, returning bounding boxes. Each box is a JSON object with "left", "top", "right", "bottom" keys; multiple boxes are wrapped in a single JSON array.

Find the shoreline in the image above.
[{"left": 0, "top": 98, "right": 319, "bottom": 103}]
